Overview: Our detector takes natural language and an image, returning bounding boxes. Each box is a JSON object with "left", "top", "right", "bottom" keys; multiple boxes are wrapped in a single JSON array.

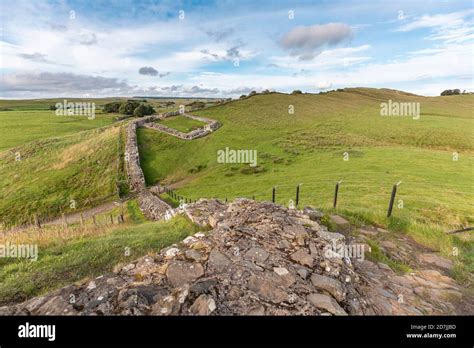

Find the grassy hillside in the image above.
[
  {"left": 138, "top": 88, "right": 473, "bottom": 230},
  {"left": 0, "top": 214, "right": 200, "bottom": 305},
  {"left": 0, "top": 125, "right": 122, "bottom": 227}
]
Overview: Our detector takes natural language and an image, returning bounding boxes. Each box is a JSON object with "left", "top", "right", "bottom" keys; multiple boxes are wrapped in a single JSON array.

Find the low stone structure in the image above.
[{"left": 143, "top": 113, "right": 221, "bottom": 140}]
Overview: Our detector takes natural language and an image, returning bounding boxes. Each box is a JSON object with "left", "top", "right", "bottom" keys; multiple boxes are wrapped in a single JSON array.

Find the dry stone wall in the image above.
[
  {"left": 124, "top": 116, "right": 171, "bottom": 220},
  {"left": 143, "top": 113, "right": 221, "bottom": 140}
]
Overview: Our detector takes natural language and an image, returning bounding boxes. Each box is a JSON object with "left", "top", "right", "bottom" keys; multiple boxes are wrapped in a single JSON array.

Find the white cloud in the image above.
[
  {"left": 397, "top": 9, "right": 473, "bottom": 32},
  {"left": 279, "top": 23, "right": 353, "bottom": 60}
]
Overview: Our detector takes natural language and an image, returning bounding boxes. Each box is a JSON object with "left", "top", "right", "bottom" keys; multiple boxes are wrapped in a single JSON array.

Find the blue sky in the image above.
[{"left": 0, "top": 0, "right": 473, "bottom": 97}]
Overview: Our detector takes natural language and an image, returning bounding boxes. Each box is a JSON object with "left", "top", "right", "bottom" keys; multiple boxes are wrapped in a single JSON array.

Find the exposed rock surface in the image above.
[{"left": 1, "top": 199, "right": 471, "bottom": 316}]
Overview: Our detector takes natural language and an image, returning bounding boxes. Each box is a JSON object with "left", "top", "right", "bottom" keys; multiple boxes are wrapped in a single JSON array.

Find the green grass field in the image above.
[
  {"left": 137, "top": 89, "right": 473, "bottom": 273},
  {"left": 157, "top": 115, "right": 207, "bottom": 133}
]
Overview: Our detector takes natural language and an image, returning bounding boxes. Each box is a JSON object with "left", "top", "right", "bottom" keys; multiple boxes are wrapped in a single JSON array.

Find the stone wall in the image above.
[
  {"left": 124, "top": 121, "right": 146, "bottom": 192},
  {"left": 137, "top": 190, "right": 171, "bottom": 220},
  {"left": 124, "top": 116, "right": 171, "bottom": 220},
  {"left": 123, "top": 112, "right": 220, "bottom": 220},
  {"left": 143, "top": 113, "right": 221, "bottom": 140}
]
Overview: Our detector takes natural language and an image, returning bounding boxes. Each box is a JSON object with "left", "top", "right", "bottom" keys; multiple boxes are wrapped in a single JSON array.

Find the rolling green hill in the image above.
[{"left": 138, "top": 88, "right": 474, "bottom": 232}]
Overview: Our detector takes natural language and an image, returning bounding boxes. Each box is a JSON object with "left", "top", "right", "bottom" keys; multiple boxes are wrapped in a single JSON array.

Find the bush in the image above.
[
  {"left": 249, "top": 91, "right": 257, "bottom": 96},
  {"left": 103, "top": 102, "right": 122, "bottom": 113},
  {"left": 239, "top": 95, "right": 247, "bottom": 99},
  {"left": 187, "top": 101, "right": 206, "bottom": 109},
  {"left": 133, "top": 104, "right": 155, "bottom": 117},
  {"left": 291, "top": 90, "right": 303, "bottom": 95}
]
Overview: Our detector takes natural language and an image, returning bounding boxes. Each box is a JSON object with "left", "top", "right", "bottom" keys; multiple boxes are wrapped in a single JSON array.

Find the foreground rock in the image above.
[{"left": 0, "top": 199, "right": 470, "bottom": 316}]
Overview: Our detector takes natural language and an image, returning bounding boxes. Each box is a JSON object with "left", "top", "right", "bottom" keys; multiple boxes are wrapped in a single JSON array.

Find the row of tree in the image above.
[{"left": 103, "top": 100, "right": 155, "bottom": 117}]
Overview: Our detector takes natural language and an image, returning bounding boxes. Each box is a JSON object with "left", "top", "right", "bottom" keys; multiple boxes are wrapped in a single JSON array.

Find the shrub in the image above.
[
  {"left": 187, "top": 101, "right": 206, "bottom": 109},
  {"left": 291, "top": 90, "right": 303, "bottom": 95},
  {"left": 239, "top": 95, "right": 247, "bottom": 99}
]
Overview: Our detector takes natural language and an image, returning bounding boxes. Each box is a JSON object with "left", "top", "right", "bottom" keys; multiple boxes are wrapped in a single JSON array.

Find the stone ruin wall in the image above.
[
  {"left": 123, "top": 111, "right": 221, "bottom": 221},
  {"left": 143, "top": 112, "right": 221, "bottom": 140},
  {"left": 124, "top": 117, "right": 171, "bottom": 220}
]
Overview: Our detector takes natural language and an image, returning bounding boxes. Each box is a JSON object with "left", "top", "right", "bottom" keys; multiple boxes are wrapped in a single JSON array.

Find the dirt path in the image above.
[
  {"left": 46, "top": 200, "right": 123, "bottom": 226},
  {"left": 3, "top": 200, "right": 124, "bottom": 234}
]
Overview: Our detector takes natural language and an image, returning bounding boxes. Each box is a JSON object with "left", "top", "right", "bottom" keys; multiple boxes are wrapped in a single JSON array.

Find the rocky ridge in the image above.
[{"left": 1, "top": 199, "right": 470, "bottom": 316}]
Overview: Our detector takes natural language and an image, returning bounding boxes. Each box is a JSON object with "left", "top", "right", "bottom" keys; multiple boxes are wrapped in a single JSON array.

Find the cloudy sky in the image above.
[{"left": 0, "top": 0, "right": 473, "bottom": 98}]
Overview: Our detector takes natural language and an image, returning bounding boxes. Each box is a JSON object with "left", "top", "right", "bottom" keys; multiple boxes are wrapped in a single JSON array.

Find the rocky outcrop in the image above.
[{"left": 1, "top": 199, "right": 469, "bottom": 316}]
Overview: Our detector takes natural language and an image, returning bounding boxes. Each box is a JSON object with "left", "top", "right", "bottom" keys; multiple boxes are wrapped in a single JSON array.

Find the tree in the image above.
[
  {"left": 441, "top": 89, "right": 461, "bottom": 96},
  {"left": 249, "top": 91, "right": 257, "bottom": 96},
  {"left": 118, "top": 100, "right": 141, "bottom": 115},
  {"left": 291, "top": 90, "right": 302, "bottom": 95},
  {"left": 240, "top": 95, "right": 247, "bottom": 99},
  {"left": 103, "top": 102, "right": 121, "bottom": 113},
  {"left": 133, "top": 104, "right": 155, "bottom": 117}
]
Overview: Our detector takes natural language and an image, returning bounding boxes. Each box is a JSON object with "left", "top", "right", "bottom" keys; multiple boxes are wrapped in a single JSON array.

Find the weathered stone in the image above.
[
  {"left": 185, "top": 249, "right": 207, "bottom": 262},
  {"left": 189, "top": 294, "right": 216, "bottom": 315},
  {"left": 273, "top": 267, "right": 289, "bottom": 276},
  {"left": 329, "top": 215, "right": 350, "bottom": 231},
  {"left": 418, "top": 253, "right": 454, "bottom": 272},
  {"left": 247, "top": 275, "right": 288, "bottom": 303},
  {"left": 290, "top": 249, "right": 313, "bottom": 267},
  {"left": 244, "top": 247, "right": 269, "bottom": 263},
  {"left": 207, "top": 248, "right": 231, "bottom": 272},
  {"left": 310, "top": 273, "right": 346, "bottom": 302},
  {"left": 307, "top": 293, "right": 347, "bottom": 315},
  {"left": 166, "top": 261, "right": 204, "bottom": 287}
]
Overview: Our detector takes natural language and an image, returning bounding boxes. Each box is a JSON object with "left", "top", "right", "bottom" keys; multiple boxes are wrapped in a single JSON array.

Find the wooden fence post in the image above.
[
  {"left": 387, "top": 181, "right": 402, "bottom": 217},
  {"left": 272, "top": 187, "right": 276, "bottom": 203},
  {"left": 333, "top": 180, "right": 342, "bottom": 209},
  {"left": 296, "top": 184, "right": 300, "bottom": 207}
]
